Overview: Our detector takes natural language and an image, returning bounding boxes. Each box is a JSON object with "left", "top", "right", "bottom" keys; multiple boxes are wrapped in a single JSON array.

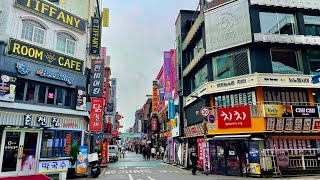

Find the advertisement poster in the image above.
[
  {"left": 76, "top": 146, "right": 88, "bottom": 174},
  {"left": 197, "top": 138, "right": 204, "bottom": 167},
  {"left": 89, "top": 98, "right": 104, "bottom": 131},
  {"left": 0, "top": 73, "right": 17, "bottom": 102},
  {"left": 163, "top": 51, "right": 172, "bottom": 100},
  {"left": 76, "top": 87, "right": 87, "bottom": 111},
  {"left": 264, "top": 104, "right": 292, "bottom": 117},
  {"left": 217, "top": 105, "right": 251, "bottom": 129},
  {"left": 292, "top": 106, "right": 319, "bottom": 117},
  {"left": 100, "top": 142, "right": 108, "bottom": 165},
  {"left": 248, "top": 141, "right": 261, "bottom": 175}
]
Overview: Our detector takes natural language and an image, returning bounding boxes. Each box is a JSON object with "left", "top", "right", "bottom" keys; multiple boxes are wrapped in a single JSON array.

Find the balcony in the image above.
[
  {"left": 182, "top": 48, "right": 206, "bottom": 77},
  {"left": 182, "top": 13, "right": 204, "bottom": 51}
]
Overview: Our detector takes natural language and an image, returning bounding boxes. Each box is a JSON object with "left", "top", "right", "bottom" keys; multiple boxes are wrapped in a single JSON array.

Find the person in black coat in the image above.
[{"left": 190, "top": 146, "right": 198, "bottom": 175}]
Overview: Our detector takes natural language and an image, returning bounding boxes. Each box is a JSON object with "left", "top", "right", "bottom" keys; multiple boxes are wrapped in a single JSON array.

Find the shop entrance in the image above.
[{"left": 0, "top": 129, "right": 41, "bottom": 177}]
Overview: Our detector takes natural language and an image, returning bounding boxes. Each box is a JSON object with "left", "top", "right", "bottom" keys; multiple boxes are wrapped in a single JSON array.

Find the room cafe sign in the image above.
[
  {"left": 15, "top": 0, "right": 86, "bottom": 33},
  {"left": 8, "top": 38, "right": 84, "bottom": 73}
]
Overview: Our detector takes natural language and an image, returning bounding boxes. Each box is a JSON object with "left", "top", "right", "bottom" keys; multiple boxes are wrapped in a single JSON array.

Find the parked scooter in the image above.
[{"left": 88, "top": 152, "right": 101, "bottom": 178}]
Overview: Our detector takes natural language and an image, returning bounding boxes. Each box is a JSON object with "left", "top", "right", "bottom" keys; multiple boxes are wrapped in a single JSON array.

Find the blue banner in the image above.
[{"left": 168, "top": 98, "right": 175, "bottom": 119}]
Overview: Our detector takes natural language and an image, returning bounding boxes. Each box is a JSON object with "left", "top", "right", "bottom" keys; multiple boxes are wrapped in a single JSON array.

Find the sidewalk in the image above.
[{"left": 0, "top": 174, "right": 51, "bottom": 180}]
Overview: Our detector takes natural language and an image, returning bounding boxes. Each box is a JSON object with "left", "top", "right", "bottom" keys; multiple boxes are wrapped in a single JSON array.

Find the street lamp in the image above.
[{"left": 190, "top": 95, "right": 209, "bottom": 176}]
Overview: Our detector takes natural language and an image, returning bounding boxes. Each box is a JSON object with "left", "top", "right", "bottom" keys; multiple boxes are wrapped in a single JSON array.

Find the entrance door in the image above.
[{"left": 0, "top": 130, "right": 40, "bottom": 177}]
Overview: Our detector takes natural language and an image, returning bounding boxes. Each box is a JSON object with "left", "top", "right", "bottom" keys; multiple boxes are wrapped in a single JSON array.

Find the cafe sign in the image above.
[
  {"left": 8, "top": 38, "right": 84, "bottom": 73},
  {"left": 15, "top": 0, "right": 86, "bottom": 33}
]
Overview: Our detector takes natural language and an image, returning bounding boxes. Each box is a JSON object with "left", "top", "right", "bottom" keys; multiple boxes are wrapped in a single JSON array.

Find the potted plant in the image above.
[{"left": 67, "top": 144, "right": 80, "bottom": 179}]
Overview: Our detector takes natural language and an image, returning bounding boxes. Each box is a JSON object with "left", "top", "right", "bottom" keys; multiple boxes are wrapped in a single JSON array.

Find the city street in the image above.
[{"left": 81, "top": 152, "right": 320, "bottom": 180}]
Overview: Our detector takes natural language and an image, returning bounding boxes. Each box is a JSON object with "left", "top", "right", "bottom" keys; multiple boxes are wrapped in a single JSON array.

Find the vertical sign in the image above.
[
  {"left": 152, "top": 118, "right": 158, "bottom": 131},
  {"left": 168, "top": 98, "right": 175, "bottom": 119},
  {"left": 152, "top": 81, "right": 158, "bottom": 114},
  {"left": 102, "top": 8, "right": 109, "bottom": 27},
  {"left": 164, "top": 51, "right": 172, "bottom": 100},
  {"left": 76, "top": 146, "right": 88, "bottom": 174},
  {"left": 110, "top": 78, "right": 117, "bottom": 115},
  {"left": 90, "top": 57, "right": 105, "bottom": 97},
  {"left": 100, "top": 142, "right": 108, "bottom": 165},
  {"left": 0, "top": 73, "right": 17, "bottom": 102},
  {"left": 90, "top": 98, "right": 104, "bottom": 131},
  {"left": 138, "top": 120, "right": 142, "bottom": 133},
  {"left": 170, "top": 49, "right": 177, "bottom": 99},
  {"left": 89, "top": 17, "right": 102, "bottom": 55},
  {"left": 197, "top": 138, "right": 204, "bottom": 167}
]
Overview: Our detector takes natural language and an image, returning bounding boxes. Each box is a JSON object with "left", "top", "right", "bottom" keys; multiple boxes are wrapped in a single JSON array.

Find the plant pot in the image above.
[{"left": 67, "top": 168, "right": 76, "bottom": 179}]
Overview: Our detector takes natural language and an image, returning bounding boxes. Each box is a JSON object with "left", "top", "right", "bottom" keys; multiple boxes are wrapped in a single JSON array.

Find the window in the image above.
[
  {"left": 56, "top": 34, "right": 76, "bottom": 55},
  {"left": 304, "top": 15, "right": 320, "bottom": 36},
  {"left": 191, "top": 64, "right": 208, "bottom": 92},
  {"left": 271, "top": 49, "right": 303, "bottom": 74},
  {"left": 214, "top": 90, "right": 257, "bottom": 107},
  {"left": 21, "top": 20, "right": 45, "bottom": 44},
  {"left": 263, "top": 87, "right": 308, "bottom": 104},
  {"left": 307, "top": 49, "right": 320, "bottom": 74},
  {"left": 260, "top": 12, "right": 297, "bottom": 35},
  {"left": 41, "top": 130, "right": 82, "bottom": 158},
  {"left": 15, "top": 79, "right": 74, "bottom": 108}
]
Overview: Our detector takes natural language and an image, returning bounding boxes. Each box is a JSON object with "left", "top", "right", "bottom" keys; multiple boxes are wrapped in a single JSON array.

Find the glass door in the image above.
[
  {"left": 1, "top": 131, "right": 21, "bottom": 176},
  {"left": 18, "top": 132, "right": 39, "bottom": 175}
]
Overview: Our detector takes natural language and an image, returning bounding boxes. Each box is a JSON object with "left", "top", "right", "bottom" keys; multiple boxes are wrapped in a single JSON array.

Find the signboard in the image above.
[
  {"left": 184, "top": 123, "right": 204, "bottom": 138},
  {"left": 208, "top": 114, "right": 215, "bottom": 123},
  {"left": 275, "top": 118, "right": 284, "bottom": 131},
  {"left": 168, "top": 98, "right": 175, "bottom": 119},
  {"left": 152, "top": 81, "right": 158, "bottom": 114},
  {"left": 8, "top": 39, "right": 84, "bottom": 73},
  {"left": 119, "top": 133, "right": 141, "bottom": 138},
  {"left": 89, "top": 17, "right": 102, "bottom": 55},
  {"left": 163, "top": 51, "right": 172, "bottom": 100},
  {"left": 102, "top": 8, "right": 109, "bottom": 27},
  {"left": 248, "top": 141, "right": 261, "bottom": 175},
  {"left": 303, "top": 118, "right": 312, "bottom": 131},
  {"left": 292, "top": 106, "right": 319, "bottom": 118},
  {"left": 197, "top": 138, "right": 204, "bottom": 167},
  {"left": 76, "top": 146, "right": 88, "bottom": 174},
  {"left": 64, "top": 133, "right": 72, "bottom": 155},
  {"left": 38, "top": 160, "right": 69, "bottom": 173},
  {"left": 312, "top": 119, "right": 320, "bottom": 131},
  {"left": 277, "top": 154, "right": 289, "bottom": 168},
  {"left": 217, "top": 105, "right": 251, "bottom": 129},
  {"left": 100, "top": 142, "right": 108, "bottom": 165},
  {"left": 36, "top": 69, "right": 74, "bottom": 85},
  {"left": 15, "top": 0, "right": 86, "bottom": 32},
  {"left": 200, "top": 107, "right": 210, "bottom": 117},
  {"left": 264, "top": 104, "right": 292, "bottom": 117},
  {"left": 294, "top": 119, "right": 303, "bottom": 131},
  {"left": 89, "top": 58, "right": 105, "bottom": 97},
  {"left": 89, "top": 98, "right": 104, "bottom": 131},
  {"left": 0, "top": 72, "right": 17, "bottom": 102},
  {"left": 152, "top": 118, "right": 157, "bottom": 131},
  {"left": 76, "top": 87, "right": 87, "bottom": 111},
  {"left": 284, "top": 118, "right": 294, "bottom": 131},
  {"left": 266, "top": 118, "right": 275, "bottom": 131}
]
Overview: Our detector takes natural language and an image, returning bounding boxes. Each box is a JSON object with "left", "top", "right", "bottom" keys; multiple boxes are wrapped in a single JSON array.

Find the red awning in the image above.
[{"left": 0, "top": 175, "right": 51, "bottom": 180}]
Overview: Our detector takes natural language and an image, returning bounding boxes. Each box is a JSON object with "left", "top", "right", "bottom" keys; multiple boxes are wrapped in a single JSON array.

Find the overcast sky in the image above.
[{"left": 101, "top": 0, "right": 198, "bottom": 132}]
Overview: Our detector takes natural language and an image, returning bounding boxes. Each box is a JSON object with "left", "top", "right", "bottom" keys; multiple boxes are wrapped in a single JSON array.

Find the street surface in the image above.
[{"left": 81, "top": 152, "right": 320, "bottom": 180}]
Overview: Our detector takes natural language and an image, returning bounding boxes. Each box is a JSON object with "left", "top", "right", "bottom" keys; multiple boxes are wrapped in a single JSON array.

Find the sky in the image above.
[{"left": 101, "top": 0, "right": 198, "bottom": 132}]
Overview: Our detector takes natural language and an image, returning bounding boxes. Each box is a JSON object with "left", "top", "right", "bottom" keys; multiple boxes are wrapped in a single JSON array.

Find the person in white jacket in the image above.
[{"left": 151, "top": 147, "right": 156, "bottom": 159}]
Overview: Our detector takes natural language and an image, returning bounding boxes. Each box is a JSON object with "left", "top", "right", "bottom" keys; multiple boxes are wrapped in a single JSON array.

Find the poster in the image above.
[
  {"left": 264, "top": 104, "right": 292, "bottom": 117},
  {"left": 76, "top": 146, "right": 88, "bottom": 174},
  {"left": 0, "top": 73, "right": 17, "bottom": 102},
  {"left": 248, "top": 141, "right": 261, "bottom": 175},
  {"left": 76, "top": 87, "right": 87, "bottom": 111},
  {"left": 100, "top": 142, "right": 108, "bottom": 165}
]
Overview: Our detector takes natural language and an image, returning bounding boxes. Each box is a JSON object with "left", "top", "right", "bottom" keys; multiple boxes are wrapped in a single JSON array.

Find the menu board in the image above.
[
  {"left": 303, "top": 119, "right": 312, "bottom": 131},
  {"left": 284, "top": 118, "right": 294, "bottom": 131},
  {"left": 275, "top": 118, "right": 284, "bottom": 131},
  {"left": 266, "top": 118, "right": 275, "bottom": 131},
  {"left": 294, "top": 119, "right": 303, "bottom": 131}
]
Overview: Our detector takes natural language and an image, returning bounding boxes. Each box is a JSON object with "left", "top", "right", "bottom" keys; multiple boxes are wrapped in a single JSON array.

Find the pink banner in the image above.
[
  {"left": 170, "top": 49, "right": 178, "bottom": 99},
  {"left": 197, "top": 138, "right": 204, "bottom": 167},
  {"left": 202, "top": 142, "right": 211, "bottom": 172},
  {"left": 164, "top": 51, "right": 172, "bottom": 100}
]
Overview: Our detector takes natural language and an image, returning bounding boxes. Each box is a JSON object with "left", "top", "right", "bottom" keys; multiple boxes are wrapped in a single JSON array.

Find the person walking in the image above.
[
  {"left": 119, "top": 147, "right": 122, "bottom": 159},
  {"left": 146, "top": 146, "right": 151, "bottom": 161},
  {"left": 136, "top": 146, "right": 139, "bottom": 154},
  {"left": 190, "top": 146, "right": 198, "bottom": 175},
  {"left": 151, "top": 147, "right": 156, "bottom": 159},
  {"left": 160, "top": 146, "right": 165, "bottom": 160},
  {"left": 142, "top": 147, "right": 147, "bottom": 160},
  {"left": 122, "top": 146, "right": 126, "bottom": 159}
]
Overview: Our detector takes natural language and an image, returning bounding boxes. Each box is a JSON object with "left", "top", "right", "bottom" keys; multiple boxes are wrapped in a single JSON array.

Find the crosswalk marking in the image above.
[{"left": 105, "top": 169, "right": 180, "bottom": 175}]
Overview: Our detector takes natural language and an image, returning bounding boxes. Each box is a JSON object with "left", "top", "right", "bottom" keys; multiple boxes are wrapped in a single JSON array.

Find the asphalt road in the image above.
[{"left": 84, "top": 152, "right": 320, "bottom": 180}]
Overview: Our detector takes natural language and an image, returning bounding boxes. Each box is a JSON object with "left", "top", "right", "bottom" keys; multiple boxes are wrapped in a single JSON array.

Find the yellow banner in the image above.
[
  {"left": 102, "top": 8, "right": 109, "bottom": 27},
  {"left": 170, "top": 119, "right": 176, "bottom": 128},
  {"left": 264, "top": 104, "right": 292, "bottom": 117}
]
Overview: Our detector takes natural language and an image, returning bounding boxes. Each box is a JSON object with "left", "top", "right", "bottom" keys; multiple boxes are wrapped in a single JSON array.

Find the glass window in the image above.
[
  {"left": 73, "top": 131, "right": 82, "bottom": 146},
  {"left": 260, "top": 12, "right": 297, "bottom": 35},
  {"left": 41, "top": 130, "right": 54, "bottom": 157},
  {"left": 307, "top": 49, "right": 320, "bottom": 75},
  {"left": 271, "top": 49, "right": 303, "bottom": 74},
  {"left": 21, "top": 20, "right": 45, "bottom": 44},
  {"left": 47, "top": 86, "right": 55, "bottom": 104},
  {"left": 56, "top": 88, "right": 64, "bottom": 105},
  {"left": 56, "top": 34, "right": 76, "bottom": 55},
  {"left": 53, "top": 131, "right": 62, "bottom": 157},
  {"left": 304, "top": 15, "right": 320, "bottom": 36},
  {"left": 38, "top": 84, "right": 46, "bottom": 103},
  {"left": 65, "top": 89, "right": 72, "bottom": 107},
  {"left": 15, "top": 80, "right": 25, "bottom": 101},
  {"left": 26, "top": 82, "right": 35, "bottom": 102},
  {"left": 193, "top": 64, "right": 208, "bottom": 92},
  {"left": 213, "top": 53, "right": 234, "bottom": 80}
]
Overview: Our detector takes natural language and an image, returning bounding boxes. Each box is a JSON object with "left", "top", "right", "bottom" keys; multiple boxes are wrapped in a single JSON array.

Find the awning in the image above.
[{"left": 207, "top": 134, "right": 251, "bottom": 141}]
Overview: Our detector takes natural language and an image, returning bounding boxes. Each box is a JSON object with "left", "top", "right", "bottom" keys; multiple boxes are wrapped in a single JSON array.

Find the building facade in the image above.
[{"left": 177, "top": 0, "right": 320, "bottom": 177}]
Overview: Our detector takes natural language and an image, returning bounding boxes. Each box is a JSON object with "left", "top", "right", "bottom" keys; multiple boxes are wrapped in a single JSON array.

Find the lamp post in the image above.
[{"left": 190, "top": 95, "right": 209, "bottom": 175}]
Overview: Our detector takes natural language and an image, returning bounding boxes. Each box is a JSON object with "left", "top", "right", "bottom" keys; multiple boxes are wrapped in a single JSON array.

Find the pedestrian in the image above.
[
  {"left": 190, "top": 146, "right": 198, "bottom": 175},
  {"left": 122, "top": 147, "right": 126, "bottom": 159},
  {"left": 151, "top": 146, "right": 156, "bottom": 159},
  {"left": 142, "top": 147, "right": 147, "bottom": 160},
  {"left": 136, "top": 146, "right": 139, "bottom": 154},
  {"left": 160, "top": 146, "right": 165, "bottom": 160},
  {"left": 119, "top": 147, "right": 122, "bottom": 159},
  {"left": 146, "top": 146, "right": 151, "bottom": 161}
]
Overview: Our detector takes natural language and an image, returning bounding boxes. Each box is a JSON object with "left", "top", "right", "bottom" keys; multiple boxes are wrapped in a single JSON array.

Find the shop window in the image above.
[
  {"left": 306, "top": 49, "right": 320, "bottom": 75},
  {"left": 271, "top": 49, "right": 303, "bottom": 74},
  {"left": 65, "top": 89, "right": 72, "bottom": 107},
  {"left": 47, "top": 86, "right": 55, "bottom": 104},
  {"left": 38, "top": 84, "right": 46, "bottom": 103},
  {"left": 304, "top": 15, "right": 320, "bottom": 36},
  {"left": 40, "top": 130, "right": 82, "bottom": 158},
  {"left": 56, "top": 88, "right": 64, "bottom": 105},
  {"left": 21, "top": 20, "right": 46, "bottom": 45},
  {"left": 26, "top": 82, "right": 36, "bottom": 102},
  {"left": 56, "top": 33, "right": 76, "bottom": 55},
  {"left": 214, "top": 90, "right": 257, "bottom": 107},
  {"left": 260, "top": 12, "right": 297, "bottom": 35},
  {"left": 15, "top": 80, "right": 26, "bottom": 101}
]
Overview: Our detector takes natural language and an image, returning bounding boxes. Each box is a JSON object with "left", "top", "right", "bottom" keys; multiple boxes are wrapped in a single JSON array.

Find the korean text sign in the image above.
[
  {"left": 197, "top": 138, "right": 204, "bottom": 167},
  {"left": 38, "top": 160, "right": 69, "bottom": 173},
  {"left": 101, "top": 142, "right": 108, "bottom": 165},
  {"left": 217, "top": 105, "right": 251, "bottom": 129},
  {"left": 90, "top": 58, "right": 105, "bottom": 97},
  {"left": 90, "top": 98, "right": 104, "bottom": 131},
  {"left": 152, "top": 118, "right": 157, "bottom": 131},
  {"left": 163, "top": 51, "right": 172, "bottom": 100},
  {"left": 152, "top": 81, "right": 158, "bottom": 114},
  {"left": 89, "top": 17, "right": 102, "bottom": 55}
]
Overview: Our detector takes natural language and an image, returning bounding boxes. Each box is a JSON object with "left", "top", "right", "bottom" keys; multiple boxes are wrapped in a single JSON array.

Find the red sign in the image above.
[
  {"left": 197, "top": 138, "right": 204, "bottom": 167},
  {"left": 217, "top": 105, "right": 251, "bottom": 129},
  {"left": 89, "top": 98, "right": 104, "bottom": 131},
  {"left": 112, "top": 130, "right": 119, "bottom": 137},
  {"left": 313, "top": 119, "right": 320, "bottom": 130},
  {"left": 100, "top": 142, "right": 108, "bottom": 165},
  {"left": 277, "top": 154, "right": 289, "bottom": 167},
  {"left": 152, "top": 118, "right": 157, "bottom": 131}
]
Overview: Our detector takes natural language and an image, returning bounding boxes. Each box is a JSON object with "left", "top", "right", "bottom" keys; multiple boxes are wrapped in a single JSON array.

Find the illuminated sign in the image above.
[
  {"left": 8, "top": 38, "right": 84, "bottom": 73},
  {"left": 36, "top": 69, "right": 74, "bottom": 85},
  {"left": 15, "top": 0, "right": 86, "bottom": 33}
]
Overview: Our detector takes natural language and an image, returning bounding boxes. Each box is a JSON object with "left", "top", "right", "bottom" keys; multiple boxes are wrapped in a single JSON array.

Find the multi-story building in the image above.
[{"left": 176, "top": 0, "right": 320, "bottom": 177}]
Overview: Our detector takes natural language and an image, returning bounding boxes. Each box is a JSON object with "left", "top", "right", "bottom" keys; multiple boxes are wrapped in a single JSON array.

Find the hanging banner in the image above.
[
  {"left": 152, "top": 81, "right": 158, "bottom": 114},
  {"left": 152, "top": 118, "right": 158, "bottom": 131},
  {"left": 100, "top": 142, "right": 108, "bottom": 166},
  {"left": 197, "top": 138, "right": 204, "bottom": 167},
  {"left": 76, "top": 146, "right": 88, "bottom": 174},
  {"left": 163, "top": 51, "right": 172, "bottom": 100},
  {"left": 89, "top": 17, "right": 102, "bottom": 55},
  {"left": 102, "top": 8, "right": 109, "bottom": 27},
  {"left": 168, "top": 98, "right": 175, "bottom": 119},
  {"left": 110, "top": 78, "right": 117, "bottom": 114},
  {"left": 89, "top": 58, "right": 105, "bottom": 97},
  {"left": 89, "top": 98, "right": 104, "bottom": 131},
  {"left": 0, "top": 72, "right": 17, "bottom": 102}
]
